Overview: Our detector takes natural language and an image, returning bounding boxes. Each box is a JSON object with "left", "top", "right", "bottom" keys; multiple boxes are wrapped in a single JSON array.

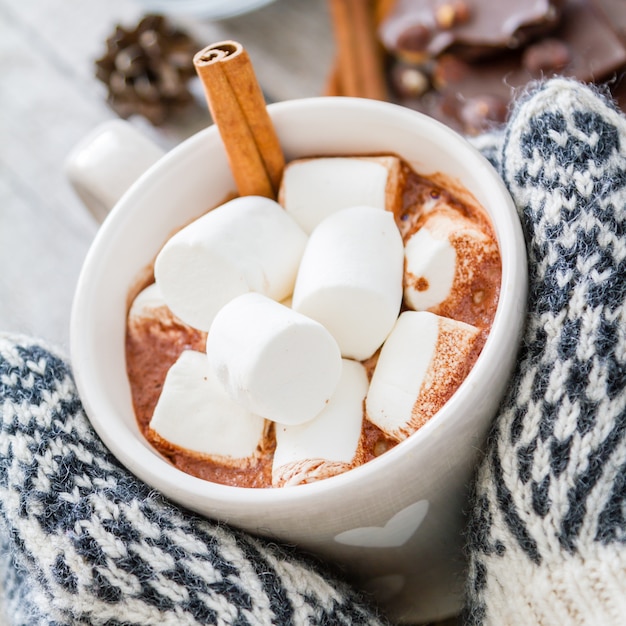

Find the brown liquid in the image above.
[{"left": 125, "top": 161, "right": 501, "bottom": 488}]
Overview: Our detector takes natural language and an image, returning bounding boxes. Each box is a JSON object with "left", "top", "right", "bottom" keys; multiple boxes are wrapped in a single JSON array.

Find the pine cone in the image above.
[{"left": 95, "top": 14, "right": 199, "bottom": 125}]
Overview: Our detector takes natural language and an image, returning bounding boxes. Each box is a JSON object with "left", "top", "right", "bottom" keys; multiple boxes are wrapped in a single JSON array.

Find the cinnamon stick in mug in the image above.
[{"left": 194, "top": 41, "right": 285, "bottom": 199}]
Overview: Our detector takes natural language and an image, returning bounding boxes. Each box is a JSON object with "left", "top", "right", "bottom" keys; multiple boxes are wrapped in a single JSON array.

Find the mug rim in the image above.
[{"left": 70, "top": 96, "right": 527, "bottom": 508}]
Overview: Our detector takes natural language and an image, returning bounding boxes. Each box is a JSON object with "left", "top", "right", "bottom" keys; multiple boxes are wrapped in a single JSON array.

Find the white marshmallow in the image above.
[
  {"left": 366, "top": 310, "right": 480, "bottom": 441},
  {"left": 278, "top": 156, "right": 402, "bottom": 234},
  {"left": 154, "top": 196, "right": 307, "bottom": 331},
  {"left": 127, "top": 282, "right": 192, "bottom": 330},
  {"left": 292, "top": 205, "right": 404, "bottom": 361},
  {"left": 149, "top": 350, "right": 267, "bottom": 460},
  {"left": 128, "top": 282, "right": 166, "bottom": 320},
  {"left": 404, "top": 228, "right": 456, "bottom": 311},
  {"left": 404, "top": 210, "right": 495, "bottom": 311},
  {"left": 272, "top": 359, "right": 368, "bottom": 487},
  {"left": 206, "top": 292, "right": 342, "bottom": 426}
]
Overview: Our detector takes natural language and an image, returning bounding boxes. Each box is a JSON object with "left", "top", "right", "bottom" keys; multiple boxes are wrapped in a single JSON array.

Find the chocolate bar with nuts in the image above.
[
  {"left": 378, "top": 0, "right": 565, "bottom": 63},
  {"left": 387, "top": 0, "right": 626, "bottom": 134}
]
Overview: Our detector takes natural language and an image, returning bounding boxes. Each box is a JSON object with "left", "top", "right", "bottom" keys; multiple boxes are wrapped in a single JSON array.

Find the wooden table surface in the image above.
[{"left": 0, "top": 0, "right": 334, "bottom": 352}]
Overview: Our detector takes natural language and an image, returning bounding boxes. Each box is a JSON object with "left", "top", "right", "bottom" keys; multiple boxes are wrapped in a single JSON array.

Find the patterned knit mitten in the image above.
[
  {"left": 465, "top": 78, "right": 626, "bottom": 625},
  {"left": 0, "top": 334, "right": 389, "bottom": 625}
]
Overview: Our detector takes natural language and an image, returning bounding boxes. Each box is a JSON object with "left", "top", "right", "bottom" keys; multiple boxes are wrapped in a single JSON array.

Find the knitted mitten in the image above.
[
  {"left": 465, "top": 78, "right": 626, "bottom": 625},
  {"left": 0, "top": 333, "right": 389, "bottom": 625}
]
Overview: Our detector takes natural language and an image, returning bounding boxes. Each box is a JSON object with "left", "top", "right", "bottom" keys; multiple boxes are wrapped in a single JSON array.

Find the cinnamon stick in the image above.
[
  {"left": 326, "top": 0, "right": 388, "bottom": 100},
  {"left": 194, "top": 41, "right": 284, "bottom": 199},
  {"left": 324, "top": 57, "right": 343, "bottom": 97}
]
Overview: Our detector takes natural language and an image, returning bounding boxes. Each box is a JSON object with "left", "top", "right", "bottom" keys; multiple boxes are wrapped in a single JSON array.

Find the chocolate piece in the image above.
[
  {"left": 423, "top": 53, "right": 518, "bottom": 133},
  {"left": 550, "top": 0, "right": 626, "bottom": 81},
  {"left": 591, "top": 0, "right": 626, "bottom": 44},
  {"left": 443, "top": 2, "right": 626, "bottom": 92},
  {"left": 394, "top": 0, "right": 626, "bottom": 134},
  {"left": 522, "top": 38, "right": 572, "bottom": 75},
  {"left": 397, "top": 24, "right": 433, "bottom": 63},
  {"left": 379, "top": 0, "right": 565, "bottom": 62}
]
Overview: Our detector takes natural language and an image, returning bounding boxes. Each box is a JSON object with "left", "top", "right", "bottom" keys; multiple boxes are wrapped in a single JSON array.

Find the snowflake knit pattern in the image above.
[
  {"left": 465, "top": 79, "right": 626, "bottom": 625},
  {"left": 0, "top": 334, "right": 389, "bottom": 625}
]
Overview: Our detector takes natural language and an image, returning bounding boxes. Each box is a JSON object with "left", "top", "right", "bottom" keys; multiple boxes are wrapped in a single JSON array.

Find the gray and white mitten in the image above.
[
  {"left": 0, "top": 334, "right": 389, "bottom": 625},
  {"left": 465, "top": 78, "right": 626, "bottom": 624}
]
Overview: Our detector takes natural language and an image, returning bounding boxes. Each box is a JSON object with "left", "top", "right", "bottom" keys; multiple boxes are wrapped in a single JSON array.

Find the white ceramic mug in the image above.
[{"left": 67, "top": 98, "right": 527, "bottom": 624}]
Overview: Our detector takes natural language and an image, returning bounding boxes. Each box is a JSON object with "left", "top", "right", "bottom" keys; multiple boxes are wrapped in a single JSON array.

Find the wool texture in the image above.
[
  {"left": 0, "top": 334, "right": 389, "bottom": 625},
  {"left": 464, "top": 79, "right": 626, "bottom": 625}
]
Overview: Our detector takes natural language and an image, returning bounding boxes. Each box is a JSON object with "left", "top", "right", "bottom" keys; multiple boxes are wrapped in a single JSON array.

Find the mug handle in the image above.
[{"left": 64, "top": 119, "right": 166, "bottom": 224}]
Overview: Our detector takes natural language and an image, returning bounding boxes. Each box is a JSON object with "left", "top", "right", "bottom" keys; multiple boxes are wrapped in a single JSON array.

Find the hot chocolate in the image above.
[{"left": 125, "top": 155, "right": 501, "bottom": 488}]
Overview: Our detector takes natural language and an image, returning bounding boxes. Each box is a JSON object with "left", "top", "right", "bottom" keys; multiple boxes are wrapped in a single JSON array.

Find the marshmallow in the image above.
[
  {"left": 404, "top": 209, "right": 497, "bottom": 312},
  {"left": 127, "top": 281, "right": 197, "bottom": 334},
  {"left": 149, "top": 350, "right": 267, "bottom": 461},
  {"left": 366, "top": 311, "right": 480, "bottom": 441},
  {"left": 128, "top": 282, "right": 166, "bottom": 320},
  {"left": 278, "top": 156, "right": 402, "bottom": 234},
  {"left": 154, "top": 196, "right": 307, "bottom": 331},
  {"left": 206, "top": 292, "right": 343, "bottom": 426},
  {"left": 292, "top": 205, "right": 404, "bottom": 361},
  {"left": 272, "top": 359, "right": 368, "bottom": 487}
]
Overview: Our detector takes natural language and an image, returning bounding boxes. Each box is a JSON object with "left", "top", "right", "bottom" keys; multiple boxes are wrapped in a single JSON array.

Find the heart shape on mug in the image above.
[{"left": 334, "top": 500, "right": 429, "bottom": 548}]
